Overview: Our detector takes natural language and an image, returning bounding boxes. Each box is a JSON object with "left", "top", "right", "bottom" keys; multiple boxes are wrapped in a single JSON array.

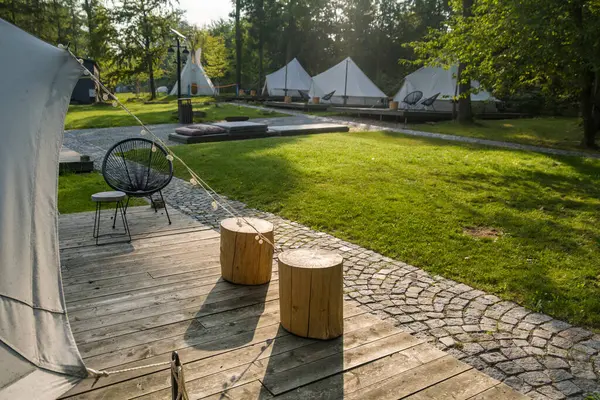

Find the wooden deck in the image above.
[{"left": 58, "top": 206, "right": 527, "bottom": 399}]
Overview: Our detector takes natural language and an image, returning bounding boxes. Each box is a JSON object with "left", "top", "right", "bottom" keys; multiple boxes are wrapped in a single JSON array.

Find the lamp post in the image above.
[{"left": 169, "top": 28, "right": 188, "bottom": 99}]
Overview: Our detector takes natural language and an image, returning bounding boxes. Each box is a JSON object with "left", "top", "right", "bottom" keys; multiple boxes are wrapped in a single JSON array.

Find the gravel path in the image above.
[{"left": 63, "top": 125, "right": 600, "bottom": 400}]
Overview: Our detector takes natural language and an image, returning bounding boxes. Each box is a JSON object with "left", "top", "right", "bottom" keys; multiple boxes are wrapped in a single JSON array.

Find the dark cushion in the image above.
[{"left": 175, "top": 124, "right": 227, "bottom": 137}]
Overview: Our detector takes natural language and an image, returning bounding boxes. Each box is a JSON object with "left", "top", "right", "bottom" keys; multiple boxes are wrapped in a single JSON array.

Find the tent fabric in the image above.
[
  {"left": 309, "top": 57, "right": 386, "bottom": 106},
  {"left": 0, "top": 18, "right": 87, "bottom": 398},
  {"left": 393, "top": 65, "right": 497, "bottom": 112},
  {"left": 262, "top": 58, "right": 312, "bottom": 97},
  {"left": 170, "top": 52, "right": 216, "bottom": 96}
]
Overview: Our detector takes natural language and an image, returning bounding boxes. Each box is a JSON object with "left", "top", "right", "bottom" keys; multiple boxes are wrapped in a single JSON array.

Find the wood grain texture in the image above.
[
  {"left": 220, "top": 217, "right": 274, "bottom": 285},
  {"left": 278, "top": 249, "right": 344, "bottom": 339}
]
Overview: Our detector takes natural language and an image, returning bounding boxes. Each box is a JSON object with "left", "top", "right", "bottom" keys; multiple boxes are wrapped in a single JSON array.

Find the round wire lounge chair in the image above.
[
  {"left": 102, "top": 138, "right": 174, "bottom": 224},
  {"left": 402, "top": 90, "right": 423, "bottom": 109}
]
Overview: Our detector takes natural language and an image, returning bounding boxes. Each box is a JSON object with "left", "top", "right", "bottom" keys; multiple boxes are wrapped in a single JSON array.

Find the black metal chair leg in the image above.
[
  {"left": 112, "top": 201, "right": 119, "bottom": 229},
  {"left": 94, "top": 202, "right": 102, "bottom": 245},
  {"left": 118, "top": 200, "right": 132, "bottom": 242},
  {"left": 124, "top": 196, "right": 131, "bottom": 214},
  {"left": 93, "top": 202, "right": 99, "bottom": 239},
  {"left": 159, "top": 191, "right": 172, "bottom": 225}
]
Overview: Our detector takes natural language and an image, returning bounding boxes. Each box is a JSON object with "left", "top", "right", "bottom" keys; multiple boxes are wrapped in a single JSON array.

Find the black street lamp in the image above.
[{"left": 169, "top": 28, "right": 189, "bottom": 99}]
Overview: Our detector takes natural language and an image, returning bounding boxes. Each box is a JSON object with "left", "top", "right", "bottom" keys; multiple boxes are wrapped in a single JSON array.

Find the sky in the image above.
[{"left": 179, "top": 0, "right": 233, "bottom": 27}]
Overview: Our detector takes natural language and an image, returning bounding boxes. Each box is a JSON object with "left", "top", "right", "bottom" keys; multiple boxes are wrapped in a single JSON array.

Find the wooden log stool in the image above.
[
  {"left": 220, "top": 217, "right": 274, "bottom": 285},
  {"left": 278, "top": 249, "right": 343, "bottom": 340}
]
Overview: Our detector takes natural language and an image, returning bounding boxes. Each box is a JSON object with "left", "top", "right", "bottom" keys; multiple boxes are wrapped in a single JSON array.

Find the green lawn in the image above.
[
  {"left": 65, "top": 93, "right": 284, "bottom": 130},
  {"left": 58, "top": 172, "right": 146, "bottom": 214},
  {"left": 171, "top": 131, "right": 600, "bottom": 329},
  {"left": 408, "top": 117, "right": 597, "bottom": 153}
]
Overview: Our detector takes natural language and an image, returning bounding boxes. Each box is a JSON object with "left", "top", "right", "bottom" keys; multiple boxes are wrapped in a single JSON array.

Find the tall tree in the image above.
[
  {"left": 412, "top": 0, "right": 600, "bottom": 147},
  {"left": 114, "top": 0, "right": 179, "bottom": 99},
  {"left": 235, "top": 0, "right": 242, "bottom": 88},
  {"left": 457, "top": 0, "right": 473, "bottom": 123}
]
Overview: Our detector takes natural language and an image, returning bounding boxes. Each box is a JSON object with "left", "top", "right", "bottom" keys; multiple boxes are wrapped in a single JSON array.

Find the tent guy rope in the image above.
[{"left": 61, "top": 45, "right": 275, "bottom": 249}]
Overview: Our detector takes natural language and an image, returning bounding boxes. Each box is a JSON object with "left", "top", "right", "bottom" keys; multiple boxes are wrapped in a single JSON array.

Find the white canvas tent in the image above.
[
  {"left": 0, "top": 18, "right": 87, "bottom": 399},
  {"left": 170, "top": 51, "right": 216, "bottom": 96},
  {"left": 309, "top": 57, "right": 386, "bottom": 106},
  {"left": 394, "top": 65, "right": 497, "bottom": 112},
  {"left": 262, "top": 58, "right": 312, "bottom": 97}
]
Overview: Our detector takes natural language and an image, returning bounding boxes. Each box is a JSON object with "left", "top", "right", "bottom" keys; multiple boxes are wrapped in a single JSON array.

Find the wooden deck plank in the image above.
[
  {"left": 273, "top": 342, "right": 446, "bottom": 399},
  {"left": 403, "top": 368, "right": 500, "bottom": 400},
  {"left": 59, "top": 207, "right": 524, "bottom": 400}
]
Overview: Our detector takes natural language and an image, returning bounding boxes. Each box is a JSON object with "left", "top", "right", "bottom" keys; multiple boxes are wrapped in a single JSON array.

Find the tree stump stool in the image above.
[
  {"left": 278, "top": 249, "right": 344, "bottom": 340},
  {"left": 220, "top": 217, "right": 274, "bottom": 285}
]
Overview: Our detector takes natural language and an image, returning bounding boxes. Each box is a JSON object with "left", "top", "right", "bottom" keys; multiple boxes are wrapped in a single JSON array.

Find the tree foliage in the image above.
[{"left": 412, "top": 0, "right": 600, "bottom": 146}]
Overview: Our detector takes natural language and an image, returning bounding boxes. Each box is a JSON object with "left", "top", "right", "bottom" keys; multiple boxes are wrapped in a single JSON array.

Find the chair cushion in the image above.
[
  {"left": 175, "top": 124, "right": 227, "bottom": 137},
  {"left": 91, "top": 191, "right": 126, "bottom": 202}
]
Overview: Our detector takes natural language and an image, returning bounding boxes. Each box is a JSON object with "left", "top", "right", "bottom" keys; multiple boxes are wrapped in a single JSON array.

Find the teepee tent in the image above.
[
  {"left": 262, "top": 58, "right": 312, "bottom": 97},
  {"left": 0, "top": 18, "right": 87, "bottom": 398},
  {"left": 394, "top": 66, "right": 497, "bottom": 112},
  {"left": 309, "top": 57, "right": 386, "bottom": 106},
  {"left": 170, "top": 50, "right": 215, "bottom": 96}
]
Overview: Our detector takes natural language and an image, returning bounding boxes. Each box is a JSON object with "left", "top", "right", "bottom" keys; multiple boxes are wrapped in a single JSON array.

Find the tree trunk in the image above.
[
  {"left": 457, "top": 0, "right": 474, "bottom": 124},
  {"left": 83, "top": 0, "right": 95, "bottom": 58},
  {"left": 457, "top": 62, "right": 473, "bottom": 123},
  {"left": 235, "top": 0, "right": 242, "bottom": 90},
  {"left": 580, "top": 71, "right": 597, "bottom": 148},
  {"left": 70, "top": 3, "right": 78, "bottom": 54},
  {"left": 257, "top": 0, "right": 264, "bottom": 94}
]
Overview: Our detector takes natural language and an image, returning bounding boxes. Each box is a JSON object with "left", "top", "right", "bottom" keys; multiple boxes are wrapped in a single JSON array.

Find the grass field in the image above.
[
  {"left": 58, "top": 172, "right": 146, "bottom": 214},
  {"left": 408, "top": 117, "right": 596, "bottom": 152},
  {"left": 65, "top": 93, "right": 284, "bottom": 130},
  {"left": 171, "top": 131, "right": 600, "bottom": 329}
]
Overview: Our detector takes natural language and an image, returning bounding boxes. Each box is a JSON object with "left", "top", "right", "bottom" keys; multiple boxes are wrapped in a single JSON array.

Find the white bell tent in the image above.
[
  {"left": 309, "top": 57, "right": 387, "bottom": 106},
  {"left": 394, "top": 65, "right": 497, "bottom": 112},
  {"left": 0, "top": 18, "right": 88, "bottom": 398},
  {"left": 170, "top": 50, "right": 216, "bottom": 96},
  {"left": 262, "top": 58, "right": 312, "bottom": 97}
]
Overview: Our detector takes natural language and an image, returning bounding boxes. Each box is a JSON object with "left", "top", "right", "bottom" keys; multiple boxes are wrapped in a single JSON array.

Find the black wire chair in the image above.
[
  {"left": 402, "top": 90, "right": 423, "bottom": 109},
  {"left": 420, "top": 92, "right": 440, "bottom": 111},
  {"left": 322, "top": 90, "right": 336, "bottom": 101},
  {"left": 298, "top": 90, "right": 310, "bottom": 101},
  {"left": 102, "top": 138, "right": 174, "bottom": 224}
]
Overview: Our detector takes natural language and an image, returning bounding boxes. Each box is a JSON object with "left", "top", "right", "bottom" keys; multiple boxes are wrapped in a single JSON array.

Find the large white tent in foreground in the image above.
[
  {"left": 262, "top": 58, "right": 312, "bottom": 97},
  {"left": 394, "top": 65, "right": 497, "bottom": 112},
  {"left": 170, "top": 51, "right": 216, "bottom": 96},
  {"left": 0, "top": 18, "right": 87, "bottom": 399},
  {"left": 309, "top": 57, "right": 387, "bottom": 106}
]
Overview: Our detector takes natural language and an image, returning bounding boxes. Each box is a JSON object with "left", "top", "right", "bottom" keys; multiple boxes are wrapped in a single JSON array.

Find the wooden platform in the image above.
[
  {"left": 330, "top": 107, "right": 530, "bottom": 122},
  {"left": 59, "top": 147, "right": 94, "bottom": 174},
  {"left": 265, "top": 101, "right": 330, "bottom": 111},
  {"left": 58, "top": 207, "right": 527, "bottom": 399}
]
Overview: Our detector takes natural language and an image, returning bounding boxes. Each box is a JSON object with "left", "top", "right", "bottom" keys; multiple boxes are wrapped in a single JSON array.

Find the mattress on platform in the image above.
[
  {"left": 211, "top": 121, "right": 269, "bottom": 134},
  {"left": 175, "top": 124, "right": 227, "bottom": 137}
]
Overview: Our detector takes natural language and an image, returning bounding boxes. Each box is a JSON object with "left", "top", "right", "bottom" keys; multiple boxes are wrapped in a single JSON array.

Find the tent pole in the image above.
[{"left": 343, "top": 59, "right": 349, "bottom": 106}]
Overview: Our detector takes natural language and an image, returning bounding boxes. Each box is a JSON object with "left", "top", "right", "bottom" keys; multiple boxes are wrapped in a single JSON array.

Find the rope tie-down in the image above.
[{"left": 85, "top": 351, "right": 189, "bottom": 400}]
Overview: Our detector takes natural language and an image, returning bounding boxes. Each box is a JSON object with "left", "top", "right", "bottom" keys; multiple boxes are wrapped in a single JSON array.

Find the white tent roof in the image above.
[
  {"left": 309, "top": 57, "right": 386, "bottom": 105},
  {"left": 0, "top": 18, "right": 87, "bottom": 398},
  {"left": 262, "top": 58, "right": 312, "bottom": 97},
  {"left": 170, "top": 51, "right": 215, "bottom": 96},
  {"left": 394, "top": 65, "right": 494, "bottom": 104}
]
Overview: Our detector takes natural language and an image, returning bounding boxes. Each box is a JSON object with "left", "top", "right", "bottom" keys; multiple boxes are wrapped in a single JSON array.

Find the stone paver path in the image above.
[{"left": 64, "top": 126, "right": 600, "bottom": 400}]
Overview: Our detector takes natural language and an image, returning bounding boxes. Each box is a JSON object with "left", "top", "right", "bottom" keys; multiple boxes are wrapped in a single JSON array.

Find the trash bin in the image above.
[{"left": 178, "top": 98, "right": 193, "bottom": 124}]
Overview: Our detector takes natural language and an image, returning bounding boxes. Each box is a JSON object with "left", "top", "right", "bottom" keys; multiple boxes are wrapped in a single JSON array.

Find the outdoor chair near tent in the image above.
[
  {"left": 298, "top": 90, "right": 310, "bottom": 102},
  {"left": 402, "top": 90, "right": 423, "bottom": 109},
  {"left": 419, "top": 92, "right": 441, "bottom": 111},
  {"left": 322, "top": 90, "right": 336, "bottom": 101},
  {"left": 102, "top": 138, "right": 174, "bottom": 224}
]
